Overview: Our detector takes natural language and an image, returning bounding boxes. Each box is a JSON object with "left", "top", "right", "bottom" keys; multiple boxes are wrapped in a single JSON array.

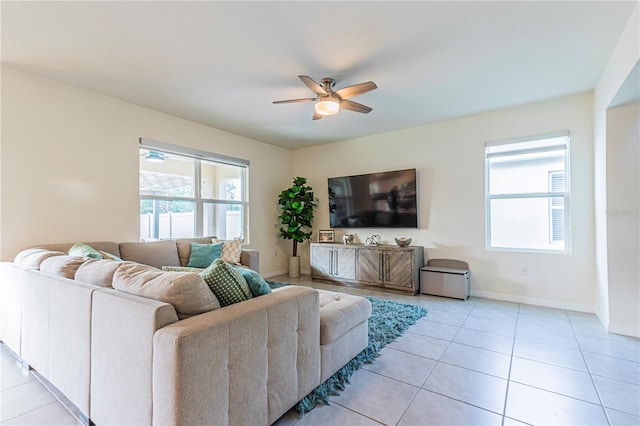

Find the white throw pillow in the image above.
[{"left": 211, "top": 239, "right": 244, "bottom": 265}]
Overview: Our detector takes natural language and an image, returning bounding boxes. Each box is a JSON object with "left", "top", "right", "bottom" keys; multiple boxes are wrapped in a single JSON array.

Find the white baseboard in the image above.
[
  {"left": 607, "top": 323, "right": 640, "bottom": 338},
  {"left": 261, "top": 269, "right": 288, "bottom": 279},
  {"left": 470, "top": 289, "right": 595, "bottom": 313}
]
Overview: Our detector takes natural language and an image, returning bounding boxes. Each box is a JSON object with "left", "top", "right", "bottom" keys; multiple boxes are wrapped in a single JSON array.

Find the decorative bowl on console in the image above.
[{"left": 395, "top": 237, "right": 412, "bottom": 247}]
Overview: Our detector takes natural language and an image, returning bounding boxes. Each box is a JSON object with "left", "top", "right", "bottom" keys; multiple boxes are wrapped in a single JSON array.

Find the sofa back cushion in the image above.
[
  {"left": 31, "top": 242, "right": 121, "bottom": 259},
  {"left": 119, "top": 240, "right": 180, "bottom": 269},
  {"left": 113, "top": 263, "right": 220, "bottom": 318},
  {"left": 14, "top": 248, "right": 66, "bottom": 269},
  {"left": 40, "top": 255, "right": 88, "bottom": 279},
  {"left": 75, "top": 259, "right": 126, "bottom": 287}
]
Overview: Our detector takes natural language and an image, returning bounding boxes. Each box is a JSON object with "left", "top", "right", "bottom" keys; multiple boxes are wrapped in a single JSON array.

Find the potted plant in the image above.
[{"left": 278, "top": 176, "right": 318, "bottom": 277}]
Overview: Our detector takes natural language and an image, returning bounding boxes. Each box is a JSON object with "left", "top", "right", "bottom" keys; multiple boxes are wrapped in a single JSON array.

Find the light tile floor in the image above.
[{"left": 1, "top": 275, "right": 638, "bottom": 426}]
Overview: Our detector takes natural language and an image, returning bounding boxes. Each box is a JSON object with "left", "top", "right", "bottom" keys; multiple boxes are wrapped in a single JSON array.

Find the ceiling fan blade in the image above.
[
  {"left": 299, "top": 75, "right": 328, "bottom": 96},
  {"left": 312, "top": 110, "right": 323, "bottom": 120},
  {"left": 340, "top": 99, "right": 372, "bottom": 114},
  {"left": 335, "top": 81, "right": 377, "bottom": 99},
  {"left": 272, "top": 98, "right": 316, "bottom": 104}
]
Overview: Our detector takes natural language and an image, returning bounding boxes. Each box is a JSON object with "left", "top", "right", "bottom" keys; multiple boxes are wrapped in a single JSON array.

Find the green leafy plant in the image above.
[{"left": 278, "top": 177, "right": 318, "bottom": 257}]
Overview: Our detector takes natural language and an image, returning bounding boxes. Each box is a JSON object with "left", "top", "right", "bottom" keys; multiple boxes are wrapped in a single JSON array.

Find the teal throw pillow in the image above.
[
  {"left": 200, "top": 258, "right": 252, "bottom": 307},
  {"left": 232, "top": 266, "right": 272, "bottom": 297},
  {"left": 187, "top": 242, "right": 224, "bottom": 268},
  {"left": 69, "top": 242, "right": 103, "bottom": 260}
]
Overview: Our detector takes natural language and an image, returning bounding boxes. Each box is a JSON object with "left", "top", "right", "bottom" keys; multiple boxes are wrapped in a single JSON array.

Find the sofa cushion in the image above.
[
  {"left": 75, "top": 259, "right": 126, "bottom": 287},
  {"left": 14, "top": 248, "right": 66, "bottom": 269},
  {"left": 211, "top": 238, "right": 244, "bottom": 265},
  {"left": 317, "top": 290, "right": 372, "bottom": 345},
  {"left": 118, "top": 240, "right": 180, "bottom": 269},
  {"left": 200, "top": 258, "right": 252, "bottom": 307},
  {"left": 187, "top": 242, "right": 224, "bottom": 268},
  {"left": 40, "top": 255, "right": 89, "bottom": 279},
  {"left": 232, "top": 266, "right": 272, "bottom": 297},
  {"left": 113, "top": 263, "right": 220, "bottom": 318}
]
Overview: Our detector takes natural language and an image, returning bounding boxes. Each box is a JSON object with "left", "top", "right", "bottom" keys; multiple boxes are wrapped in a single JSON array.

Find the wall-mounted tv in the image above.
[{"left": 328, "top": 168, "right": 418, "bottom": 228}]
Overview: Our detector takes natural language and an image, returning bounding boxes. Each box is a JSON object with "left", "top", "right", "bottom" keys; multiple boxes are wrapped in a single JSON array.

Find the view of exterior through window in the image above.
[
  {"left": 139, "top": 147, "right": 247, "bottom": 241},
  {"left": 485, "top": 132, "right": 570, "bottom": 253}
]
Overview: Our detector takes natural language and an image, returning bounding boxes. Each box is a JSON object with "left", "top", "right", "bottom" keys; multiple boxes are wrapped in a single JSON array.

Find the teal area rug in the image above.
[{"left": 267, "top": 281, "right": 428, "bottom": 416}]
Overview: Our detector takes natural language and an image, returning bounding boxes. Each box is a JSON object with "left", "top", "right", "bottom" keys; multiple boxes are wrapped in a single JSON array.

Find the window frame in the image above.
[
  {"left": 485, "top": 131, "right": 571, "bottom": 254},
  {"left": 139, "top": 138, "right": 249, "bottom": 241}
]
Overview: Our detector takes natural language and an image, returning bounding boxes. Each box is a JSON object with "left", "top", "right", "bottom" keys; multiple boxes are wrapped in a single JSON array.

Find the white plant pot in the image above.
[{"left": 288, "top": 256, "right": 301, "bottom": 278}]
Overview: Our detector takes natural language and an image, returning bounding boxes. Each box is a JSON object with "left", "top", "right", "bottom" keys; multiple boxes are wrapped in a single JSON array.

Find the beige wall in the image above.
[
  {"left": 292, "top": 93, "right": 596, "bottom": 311},
  {"left": 605, "top": 102, "right": 639, "bottom": 337},
  {"left": 593, "top": 3, "right": 639, "bottom": 336},
  {"left": 0, "top": 67, "right": 291, "bottom": 276}
]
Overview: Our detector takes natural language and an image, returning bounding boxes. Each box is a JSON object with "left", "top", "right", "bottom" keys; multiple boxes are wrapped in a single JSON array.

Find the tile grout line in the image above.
[
  {"left": 500, "top": 301, "right": 521, "bottom": 426},
  {"left": 569, "top": 312, "right": 614, "bottom": 426},
  {"left": 393, "top": 298, "right": 476, "bottom": 425}
]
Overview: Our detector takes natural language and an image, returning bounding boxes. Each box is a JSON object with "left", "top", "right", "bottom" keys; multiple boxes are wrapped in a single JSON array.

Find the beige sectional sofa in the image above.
[{"left": 0, "top": 237, "right": 371, "bottom": 425}]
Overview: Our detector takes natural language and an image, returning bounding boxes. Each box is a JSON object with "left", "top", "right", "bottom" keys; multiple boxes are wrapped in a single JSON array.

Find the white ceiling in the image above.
[{"left": 1, "top": 1, "right": 636, "bottom": 150}]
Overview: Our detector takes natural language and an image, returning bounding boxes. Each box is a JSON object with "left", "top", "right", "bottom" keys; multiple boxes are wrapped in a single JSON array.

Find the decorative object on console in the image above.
[
  {"left": 342, "top": 234, "right": 355, "bottom": 244},
  {"left": 364, "top": 235, "right": 381, "bottom": 246},
  {"left": 395, "top": 237, "right": 412, "bottom": 247},
  {"left": 277, "top": 176, "right": 318, "bottom": 277},
  {"left": 318, "top": 229, "right": 335, "bottom": 243}
]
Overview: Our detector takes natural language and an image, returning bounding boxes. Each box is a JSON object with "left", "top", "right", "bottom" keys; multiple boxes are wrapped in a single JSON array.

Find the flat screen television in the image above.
[{"left": 328, "top": 168, "right": 418, "bottom": 228}]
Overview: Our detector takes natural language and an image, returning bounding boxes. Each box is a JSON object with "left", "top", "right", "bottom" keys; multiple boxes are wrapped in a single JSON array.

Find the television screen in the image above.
[{"left": 328, "top": 169, "right": 418, "bottom": 228}]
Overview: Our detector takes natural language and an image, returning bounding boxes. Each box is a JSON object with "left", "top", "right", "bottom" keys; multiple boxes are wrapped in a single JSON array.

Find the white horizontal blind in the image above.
[{"left": 139, "top": 138, "right": 249, "bottom": 167}]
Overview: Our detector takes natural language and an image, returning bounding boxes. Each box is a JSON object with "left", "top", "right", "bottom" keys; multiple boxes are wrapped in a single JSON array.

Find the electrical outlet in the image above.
[
  {"left": 273, "top": 249, "right": 277, "bottom": 257},
  {"left": 519, "top": 264, "right": 529, "bottom": 275}
]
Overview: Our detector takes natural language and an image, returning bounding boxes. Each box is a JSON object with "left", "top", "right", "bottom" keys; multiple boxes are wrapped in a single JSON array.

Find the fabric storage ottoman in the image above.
[
  {"left": 316, "top": 290, "right": 372, "bottom": 382},
  {"left": 420, "top": 259, "right": 470, "bottom": 300}
]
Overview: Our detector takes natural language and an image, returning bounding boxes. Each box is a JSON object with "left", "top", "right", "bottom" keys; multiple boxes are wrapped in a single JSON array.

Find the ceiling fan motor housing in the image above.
[{"left": 321, "top": 78, "right": 337, "bottom": 92}]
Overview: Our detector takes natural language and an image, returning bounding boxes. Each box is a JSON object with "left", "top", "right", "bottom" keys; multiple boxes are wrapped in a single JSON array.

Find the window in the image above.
[
  {"left": 139, "top": 139, "right": 248, "bottom": 241},
  {"left": 485, "top": 132, "right": 570, "bottom": 253}
]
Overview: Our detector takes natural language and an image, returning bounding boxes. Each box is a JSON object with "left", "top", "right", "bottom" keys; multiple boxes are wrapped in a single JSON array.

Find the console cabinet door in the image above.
[
  {"left": 333, "top": 247, "right": 356, "bottom": 280},
  {"left": 310, "top": 245, "right": 332, "bottom": 278},
  {"left": 358, "top": 249, "right": 414, "bottom": 288},
  {"left": 357, "top": 249, "right": 384, "bottom": 284},
  {"left": 383, "top": 251, "right": 414, "bottom": 289},
  {"left": 310, "top": 245, "right": 356, "bottom": 280}
]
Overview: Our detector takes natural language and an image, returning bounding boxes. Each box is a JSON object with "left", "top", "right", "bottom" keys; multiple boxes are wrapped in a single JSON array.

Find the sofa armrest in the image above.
[
  {"left": 152, "top": 286, "right": 320, "bottom": 425},
  {"left": 90, "top": 288, "right": 179, "bottom": 425},
  {"left": 240, "top": 248, "right": 259, "bottom": 272},
  {"left": 0, "top": 263, "right": 23, "bottom": 356}
]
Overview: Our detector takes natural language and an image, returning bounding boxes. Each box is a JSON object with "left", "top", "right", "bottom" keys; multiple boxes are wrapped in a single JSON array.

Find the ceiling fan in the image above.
[{"left": 273, "top": 75, "right": 377, "bottom": 120}]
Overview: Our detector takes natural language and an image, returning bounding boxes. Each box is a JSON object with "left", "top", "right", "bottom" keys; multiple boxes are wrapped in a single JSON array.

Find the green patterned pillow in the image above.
[
  {"left": 162, "top": 266, "right": 204, "bottom": 273},
  {"left": 187, "top": 242, "right": 224, "bottom": 268},
  {"left": 69, "top": 243, "right": 123, "bottom": 261},
  {"left": 200, "top": 258, "right": 252, "bottom": 307},
  {"left": 69, "top": 242, "right": 103, "bottom": 260},
  {"left": 232, "top": 266, "right": 272, "bottom": 297}
]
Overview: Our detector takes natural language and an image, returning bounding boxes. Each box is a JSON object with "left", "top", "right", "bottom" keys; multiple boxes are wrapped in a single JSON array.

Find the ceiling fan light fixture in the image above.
[
  {"left": 315, "top": 98, "right": 340, "bottom": 116},
  {"left": 145, "top": 151, "right": 166, "bottom": 163}
]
